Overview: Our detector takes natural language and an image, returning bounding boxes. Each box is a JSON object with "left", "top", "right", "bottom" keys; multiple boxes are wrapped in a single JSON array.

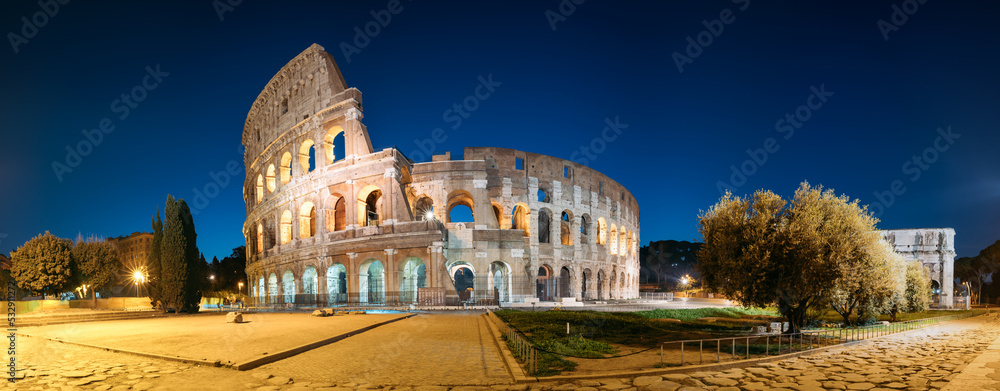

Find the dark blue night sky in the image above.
[{"left": 1, "top": 1, "right": 998, "bottom": 260}]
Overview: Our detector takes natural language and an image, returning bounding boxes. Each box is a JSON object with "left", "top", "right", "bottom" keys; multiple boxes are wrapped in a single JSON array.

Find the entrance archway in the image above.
[
  {"left": 489, "top": 261, "right": 511, "bottom": 303},
  {"left": 282, "top": 270, "right": 295, "bottom": 304},
  {"left": 359, "top": 260, "right": 385, "bottom": 303},
  {"left": 453, "top": 266, "right": 475, "bottom": 303},
  {"left": 301, "top": 266, "right": 318, "bottom": 304},
  {"left": 400, "top": 258, "right": 427, "bottom": 303},
  {"left": 559, "top": 267, "right": 571, "bottom": 298},
  {"left": 327, "top": 264, "right": 347, "bottom": 304},
  {"left": 536, "top": 265, "right": 553, "bottom": 301}
]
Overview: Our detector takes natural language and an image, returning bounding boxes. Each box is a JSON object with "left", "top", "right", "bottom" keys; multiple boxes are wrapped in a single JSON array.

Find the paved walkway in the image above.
[
  {"left": 20, "top": 312, "right": 408, "bottom": 366},
  {"left": 5, "top": 313, "right": 1000, "bottom": 390},
  {"left": 251, "top": 311, "right": 511, "bottom": 386}
]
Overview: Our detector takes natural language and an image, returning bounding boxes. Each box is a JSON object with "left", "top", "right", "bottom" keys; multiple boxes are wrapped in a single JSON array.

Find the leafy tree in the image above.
[
  {"left": 888, "top": 260, "right": 931, "bottom": 321},
  {"left": 956, "top": 247, "right": 999, "bottom": 305},
  {"left": 828, "top": 237, "right": 906, "bottom": 326},
  {"left": 698, "top": 182, "right": 891, "bottom": 333},
  {"left": 10, "top": 232, "right": 74, "bottom": 298},
  {"left": 72, "top": 240, "right": 122, "bottom": 301}
]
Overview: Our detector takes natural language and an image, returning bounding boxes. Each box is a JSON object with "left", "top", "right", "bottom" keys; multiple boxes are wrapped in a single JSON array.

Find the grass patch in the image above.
[
  {"left": 635, "top": 307, "right": 780, "bottom": 322},
  {"left": 536, "top": 334, "right": 616, "bottom": 358}
]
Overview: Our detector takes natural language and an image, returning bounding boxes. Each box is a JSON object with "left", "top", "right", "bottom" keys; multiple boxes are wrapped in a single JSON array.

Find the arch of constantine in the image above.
[
  {"left": 242, "top": 44, "right": 640, "bottom": 306},
  {"left": 883, "top": 228, "right": 956, "bottom": 308}
]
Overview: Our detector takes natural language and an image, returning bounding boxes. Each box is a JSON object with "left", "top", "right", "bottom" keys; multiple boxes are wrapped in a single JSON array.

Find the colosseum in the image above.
[{"left": 242, "top": 44, "right": 640, "bottom": 306}]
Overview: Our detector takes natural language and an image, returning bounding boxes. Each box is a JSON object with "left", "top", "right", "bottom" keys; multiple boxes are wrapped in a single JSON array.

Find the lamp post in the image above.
[{"left": 238, "top": 282, "right": 244, "bottom": 308}]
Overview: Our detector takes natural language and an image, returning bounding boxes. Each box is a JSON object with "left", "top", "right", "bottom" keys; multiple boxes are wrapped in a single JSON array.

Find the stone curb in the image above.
[
  {"left": 518, "top": 314, "right": 986, "bottom": 383},
  {"left": 232, "top": 313, "right": 417, "bottom": 370},
  {"left": 480, "top": 313, "right": 529, "bottom": 383}
]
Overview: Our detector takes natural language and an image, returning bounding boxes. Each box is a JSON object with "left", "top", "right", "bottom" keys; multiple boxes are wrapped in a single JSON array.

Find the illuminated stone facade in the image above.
[
  {"left": 242, "top": 44, "right": 640, "bottom": 305},
  {"left": 106, "top": 232, "right": 153, "bottom": 270},
  {"left": 883, "top": 228, "right": 956, "bottom": 308}
]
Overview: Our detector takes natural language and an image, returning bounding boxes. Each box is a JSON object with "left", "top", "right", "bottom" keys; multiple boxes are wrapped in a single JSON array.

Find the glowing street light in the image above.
[{"left": 425, "top": 211, "right": 435, "bottom": 221}]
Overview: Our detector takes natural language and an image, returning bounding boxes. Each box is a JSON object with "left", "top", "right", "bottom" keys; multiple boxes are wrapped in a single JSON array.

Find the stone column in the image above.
[
  {"left": 384, "top": 248, "right": 397, "bottom": 303},
  {"left": 346, "top": 252, "right": 358, "bottom": 303},
  {"left": 317, "top": 258, "right": 328, "bottom": 307}
]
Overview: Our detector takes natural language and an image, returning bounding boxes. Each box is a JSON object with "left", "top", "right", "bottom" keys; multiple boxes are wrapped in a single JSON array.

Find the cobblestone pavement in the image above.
[{"left": 4, "top": 313, "right": 999, "bottom": 390}]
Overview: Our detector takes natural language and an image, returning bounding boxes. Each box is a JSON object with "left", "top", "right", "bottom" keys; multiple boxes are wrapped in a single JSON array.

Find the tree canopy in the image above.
[
  {"left": 697, "top": 182, "right": 911, "bottom": 332},
  {"left": 72, "top": 240, "right": 122, "bottom": 296},
  {"left": 10, "top": 232, "right": 74, "bottom": 297}
]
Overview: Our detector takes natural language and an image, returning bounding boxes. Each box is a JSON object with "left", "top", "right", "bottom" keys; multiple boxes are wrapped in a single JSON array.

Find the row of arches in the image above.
[
  {"left": 253, "top": 257, "right": 427, "bottom": 305},
  {"left": 252, "top": 126, "right": 347, "bottom": 205}
]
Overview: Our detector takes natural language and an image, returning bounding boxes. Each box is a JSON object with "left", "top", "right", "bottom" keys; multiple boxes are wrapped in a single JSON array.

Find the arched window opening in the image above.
[
  {"left": 256, "top": 175, "right": 264, "bottom": 204},
  {"left": 279, "top": 152, "right": 293, "bottom": 185},
  {"left": 580, "top": 214, "right": 591, "bottom": 236},
  {"left": 490, "top": 261, "right": 510, "bottom": 303},
  {"left": 597, "top": 217, "right": 607, "bottom": 245},
  {"left": 512, "top": 204, "right": 530, "bottom": 237},
  {"left": 560, "top": 211, "right": 572, "bottom": 246},
  {"left": 538, "top": 209, "right": 551, "bottom": 244},
  {"left": 299, "top": 140, "right": 316, "bottom": 173},
  {"left": 610, "top": 225, "right": 618, "bottom": 255},
  {"left": 324, "top": 126, "right": 346, "bottom": 164},
  {"left": 453, "top": 267, "right": 475, "bottom": 303},
  {"left": 266, "top": 165, "right": 276, "bottom": 192},
  {"left": 492, "top": 204, "right": 502, "bottom": 228},
  {"left": 334, "top": 197, "right": 346, "bottom": 230},
  {"left": 537, "top": 188, "right": 549, "bottom": 203},
  {"left": 415, "top": 197, "right": 435, "bottom": 221},
  {"left": 299, "top": 202, "right": 316, "bottom": 238},
  {"left": 362, "top": 189, "right": 382, "bottom": 227},
  {"left": 280, "top": 210, "right": 293, "bottom": 244},
  {"left": 256, "top": 223, "right": 263, "bottom": 254},
  {"left": 449, "top": 204, "right": 474, "bottom": 223}
]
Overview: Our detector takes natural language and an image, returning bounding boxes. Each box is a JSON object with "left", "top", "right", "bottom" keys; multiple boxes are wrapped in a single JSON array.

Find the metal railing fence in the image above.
[
  {"left": 660, "top": 311, "right": 982, "bottom": 366},
  {"left": 485, "top": 309, "right": 537, "bottom": 375}
]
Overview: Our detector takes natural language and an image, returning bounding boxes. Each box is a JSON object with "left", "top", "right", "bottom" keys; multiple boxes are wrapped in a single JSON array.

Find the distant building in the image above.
[
  {"left": 0, "top": 253, "right": 10, "bottom": 270},
  {"left": 106, "top": 232, "right": 153, "bottom": 270}
]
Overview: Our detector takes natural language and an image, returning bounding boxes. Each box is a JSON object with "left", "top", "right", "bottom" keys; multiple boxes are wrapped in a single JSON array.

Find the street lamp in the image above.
[
  {"left": 132, "top": 270, "right": 146, "bottom": 298},
  {"left": 238, "top": 282, "right": 244, "bottom": 309}
]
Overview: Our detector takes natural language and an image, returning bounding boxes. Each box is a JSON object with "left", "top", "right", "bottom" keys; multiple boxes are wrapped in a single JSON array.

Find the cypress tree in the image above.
[
  {"left": 178, "top": 199, "right": 202, "bottom": 313},
  {"left": 147, "top": 209, "right": 164, "bottom": 309},
  {"left": 160, "top": 196, "right": 186, "bottom": 311}
]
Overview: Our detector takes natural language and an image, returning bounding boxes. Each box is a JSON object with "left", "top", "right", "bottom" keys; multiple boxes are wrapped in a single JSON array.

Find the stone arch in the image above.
[
  {"left": 256, "top": 174, "right": 264, "bottom": 204},
  {"left": 618, "top": 230, "right": 626, "bottom": 257},
  {"left": 299, "top": 139, "right": 316, "bottom": 173},
  {"left": 512, "top": 203, "right": 531, "bottom": 237},
  {"left": 446, "top": 190, "right": 475, "bottom": 223},
  {"left": 559, "top": 266, "right": 571, "bottom": 298},
  {"left": 302, "top": 266, "right": 318, "bottom": 303},
  {"left": 449, "top": 261, "right": 476, "bottom": 302},
  {"left": 256, "top": 223, "right": 264, "bottom": 254},
  {"left": 357, "top": 185, "right": 383, "bottom": 227},
  {"left": 610, "top": 224, "right": 618, "bottom": 255},
  {"left": 597, "top": 269, "right": 606, "bottom": 300},
  {"left": 280, "top": 210, "right": 293, "bottom": 244},
  {"left": 537, "top": 184, "right": 550, "bottom": 203},
  {"left": 257, "top": 276, "right": 266, "bottom": 301},
  {"left": 324, "top": 125, "right": 346, "bottom": 164},
  {"left": 597, "top": 217, "right": 607, "bottom": 245},
  {"left": 414, "top": 196, "right": 435, "bottom": 221},
  {"left": 582, "top": 268, "right": 592, "bottom": 300},
  {"left": 299, "top": 202, "right": 316, "bottom": 238},
  {"left": 359, "top": 259, "right": 385, "bottom": 303},
  {"left": 560, "top": 210, "right": 573, "bottom": 246},
  {"left": 489, "top": 261, "right": 512, "bottom": 303},
  {"left": 538, "top": 208, "right": 552, "bottom": 244},
  {"left": 492, "top": 202, "right": 504, "bottom": 229},
  {"left": 267, "top": 272, "right": 278, "bottom": 304},
  {"left": 266, "top": 164, "right": 276, "bottom": 192},
  {"left": 280, "top": 152, "right": 293, "bottom": 185},
  {"left": 327, "top": 263, "right": 348, "bottom": 303},
  {"left": 399, "top": 257, "right": 427, "bottom": 303},
  {"left": 282, "top": 270, "right": 295, "bottom": 304},
  {"left": 536, "top": 264, "right": 553, "bottom": 301},
  {"left": 580, "top": 213, "right": 591, "bottom": 237},
  {"left": 619, "top": 272, "right": 626, "bottom": 298}
]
